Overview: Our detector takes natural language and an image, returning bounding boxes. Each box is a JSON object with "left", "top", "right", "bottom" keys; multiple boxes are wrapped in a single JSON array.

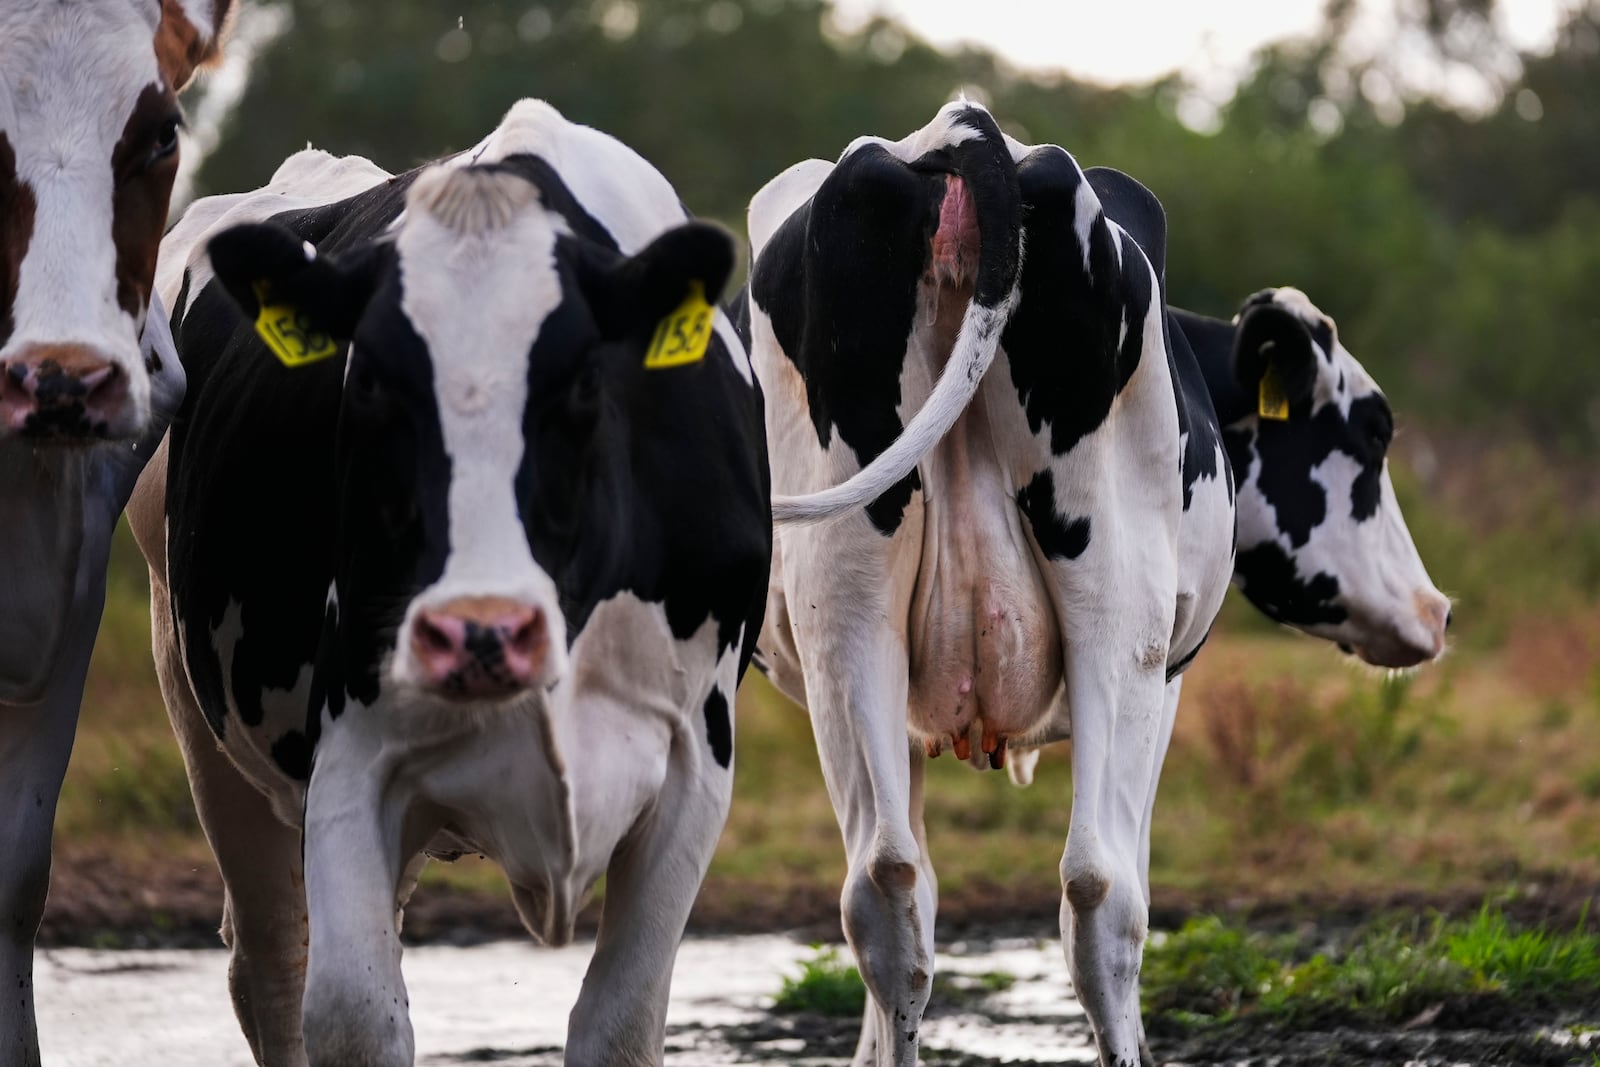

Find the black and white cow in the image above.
[
  {"left": 742, "top": 103, "right": 1447, "bottom": 1067},
  {"left": 1170, "top": 288, "right": 1450, "bottom": 666},
  {"left": 125, "top": 100, "right": 771, "bottom": 1066},
  {"left": 0, "top": 2, "right": 232, "bottom": 1062}
]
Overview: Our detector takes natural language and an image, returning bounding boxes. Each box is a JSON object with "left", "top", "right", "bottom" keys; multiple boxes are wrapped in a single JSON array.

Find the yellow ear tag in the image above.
[
  {"left": 253, "top": 282, "right": 340, "bottom": 368},
  {"left": 1258, "top": 364, "right": 1290, "bottom": 421},
  {"left": 643, "top": 281, "right": 714, "bottom": 370}
]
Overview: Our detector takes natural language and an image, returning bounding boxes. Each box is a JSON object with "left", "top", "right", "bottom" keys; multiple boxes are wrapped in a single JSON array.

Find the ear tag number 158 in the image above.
[
  {"left": 644, "top": 281, "right": 714, "bottom": 370},
  {"left": 254, "top": 282, "right": 340, "bottom": 369}
]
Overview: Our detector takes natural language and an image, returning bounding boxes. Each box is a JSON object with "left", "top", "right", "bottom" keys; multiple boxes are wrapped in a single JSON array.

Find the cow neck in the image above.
[{"left": 1177, "top": 309, "right": 1255, "bottom": 428}]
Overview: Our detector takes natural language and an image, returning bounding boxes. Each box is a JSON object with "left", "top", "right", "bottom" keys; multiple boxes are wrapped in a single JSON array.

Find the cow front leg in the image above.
[
  {"left": 564, "top": 713, "right": 734, "bottom": 1067},
  {"left": 148, "top": 584, "right": 309, "bottom": 1066},
  {"left": 802, "top": 627, "right": 929, "bottom": 1067},
  {"left": 300, "top": 725, "right": 413, "bottom": 1067},
  {"left": 0, "top": 635, "right": 91, "bottom": 1067},
  {"left": 0, "top": 541, "right": 112, "bottom": 1067},
  {"left": 1058, "top": 627, "right": 1170, "bottom": 1067}
]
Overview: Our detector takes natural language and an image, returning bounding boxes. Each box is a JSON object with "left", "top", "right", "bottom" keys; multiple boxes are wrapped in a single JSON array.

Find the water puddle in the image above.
[{"left": 36, "top": 934, "right": 1093, "bottom": 1066}]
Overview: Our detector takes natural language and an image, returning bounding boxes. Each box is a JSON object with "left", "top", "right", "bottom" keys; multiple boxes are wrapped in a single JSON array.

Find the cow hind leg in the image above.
[
  {"left": 1059, "top": 645, "right": 1168, "bottom": 1067},
  {"left": 800, "top": 628, "right": 928, "bottom": 1067},
  {"left": 853, "top": 741, "right": 938, "bottom": 1063},
  {"left": 150, "top": 580, "right": 310, "bottom": 1067}
]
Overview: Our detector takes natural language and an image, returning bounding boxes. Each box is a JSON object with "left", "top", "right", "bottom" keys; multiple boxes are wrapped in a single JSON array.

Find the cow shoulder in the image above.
[{"left": 165, "top": 170, "right": 416, "bottom": 755}]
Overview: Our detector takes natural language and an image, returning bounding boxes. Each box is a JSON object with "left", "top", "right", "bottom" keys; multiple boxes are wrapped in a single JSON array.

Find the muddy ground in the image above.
[
  {"left": 35, "top": 934, "right": 1598, "bottom": 1066},
  {"left": 35, "top": 847, "right": 1600, "bottom": 1065}
]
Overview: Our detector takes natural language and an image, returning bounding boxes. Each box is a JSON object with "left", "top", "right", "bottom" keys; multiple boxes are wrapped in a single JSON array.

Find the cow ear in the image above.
[
  {"left": 1232, "top": 297, "right": 1319, "bottom": 417},
  {"left": 586, "top": 221, "right": 735, "bottom": 341},
  {"left": 207, "top": 222, "right": 382, "bottom": 342},
  {"left": 155, "top": 0, "right": 236, "bottom": 90}
]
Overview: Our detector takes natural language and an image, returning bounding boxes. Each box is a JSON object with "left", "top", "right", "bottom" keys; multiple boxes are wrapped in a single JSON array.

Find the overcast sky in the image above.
[{"left": 831, "top": 0, "right": 1575, "bottom": 88}]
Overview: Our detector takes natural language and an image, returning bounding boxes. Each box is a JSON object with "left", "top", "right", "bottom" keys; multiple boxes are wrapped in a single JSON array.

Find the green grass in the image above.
[
  {"left": 772, "top": 946, "right": 867, "bottom": 1017},
  {"left": 1142, "top": 904, "right": 1600, "bottom": 1029}
]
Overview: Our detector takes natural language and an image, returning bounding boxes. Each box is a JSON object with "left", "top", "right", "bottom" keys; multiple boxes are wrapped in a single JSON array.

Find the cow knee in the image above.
[
  {"left": 843, "top": 833, "right": 922, "bottom": 936},
  {"left": 302, "top": 974, "right": 412, "bottom": 1067},
  {"left": 1, "top": 848, "right": 51, "bottom": 948},
  {"left": 1062, "top": 839, "right": 1117, "bottom": 914},
  {"left": 841, "top": 834, "right": 933, "bottom": 1037},
  {"left": 1062, "top": 845, "right": 1148, "bottom": 938},
  {"left": 1064, "top": 861, "right": 1113, "bottom": 912}
]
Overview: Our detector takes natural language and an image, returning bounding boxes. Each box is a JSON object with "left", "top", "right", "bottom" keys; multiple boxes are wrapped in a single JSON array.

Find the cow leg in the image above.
[
  {"left": 0, "top": 593, "right": 98, "bottom": 1067},
  {"left": 1136, "top": 680, "right": 1181, "bottom": 902},
  {"left": 1129, "top": 677, "right": 1181, "bottom": 1067},
  {"left": 300, "top": 721, "right": 413, "bottom": 1067},
  {"left": 799, "top": 622, "right": 927, "bottom": 1067},
  {"left": 149, "top": 584, "right": 309, "bottom": 1066},
  {"left": 1058, "top": 632, "right": 1169, "bottom": 1067},
  {"left": 852, "top": 739, "right": 937, "bottom": 1064},
  {"left": 564, "top": 705, "right": 735, "bottom": 1066}
]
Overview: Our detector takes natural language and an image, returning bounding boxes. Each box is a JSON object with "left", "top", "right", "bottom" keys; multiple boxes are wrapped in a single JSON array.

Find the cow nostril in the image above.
[
  {"left": 82, "top": 363, "right": 124, "bottom": 406},
  {"left": 1444, "top": 608, "right": 1453, "bottom": 632},
  {"left": 507, "top": 609, "right": 547, "bottom": 656},
  {"left": 414, "top": 613, "right": 456, "bottom": 655}
]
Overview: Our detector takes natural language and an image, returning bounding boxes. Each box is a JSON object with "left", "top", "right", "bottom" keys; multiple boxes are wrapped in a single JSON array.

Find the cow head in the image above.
[
  {"left": 206, "top": 162, "right": 734, "bottom": 707},
  {"left": 1225, "top": 288, "right": 1450, "bottom": 668},
  {"left": 0, "top": 0, "right": 230, "bottom": 442}
]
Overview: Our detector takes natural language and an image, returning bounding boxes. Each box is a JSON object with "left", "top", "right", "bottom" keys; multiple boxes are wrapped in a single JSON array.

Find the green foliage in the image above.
[
  {"left": 773, "top": 946, "right": 866, "bottom": 1017},
  {"left": 1142, "top": 917, "right": 1287, "bottom": 1018},
  {"left": 200, "top": 0, "right": 1600, "bottom": 454},
  {"left": 60, "top": 736, "right": 197, "bottom": 835},
  {"left": 1143, "top": 905, "right": 1600, "bottom": 1028},
  {"left": 1257, "top": 923, "right": 1484, "bottom": 1026},
  {"left": 1295, "top": 674, "right": 1430, "bottom": 804},
  {"left": 1444, "top": 903, "right": 1600, "bottom": 1001}
]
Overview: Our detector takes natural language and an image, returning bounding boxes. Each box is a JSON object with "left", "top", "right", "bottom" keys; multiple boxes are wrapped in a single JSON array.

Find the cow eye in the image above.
[
  {"left": 565, "top": 363, "right": 602, "bottom": 421},
  {"left": 150, "top": 117, "right": 182, "bottom": 165},
  {"left": 350, "top": 363, "right": 382, "bottom": 400}
]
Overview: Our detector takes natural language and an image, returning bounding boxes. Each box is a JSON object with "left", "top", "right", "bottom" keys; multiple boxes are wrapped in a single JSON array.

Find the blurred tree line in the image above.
[{"left": 197, "top": 0, "right": 1600, "bottom": 452}]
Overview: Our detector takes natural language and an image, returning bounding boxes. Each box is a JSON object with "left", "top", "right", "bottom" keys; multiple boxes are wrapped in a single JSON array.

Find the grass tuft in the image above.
[
  {"left": 1143, "top": 903, "right": 1600, "bottom": 1029},
  {"left": 773, "top": 946, "right": 867, "bottom": 1017},
  {"left": 1443, "top": 903, "right": 1600, "bottom": 1002}
]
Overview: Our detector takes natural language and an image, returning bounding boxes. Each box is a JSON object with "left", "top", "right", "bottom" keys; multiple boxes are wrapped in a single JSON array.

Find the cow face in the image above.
[
  {"left": 206, "top": 163, "right": 734, "bottom": 707},
  {"left": 0, "top": 0, "right": 228, "bottom": 442},
  {"left": 1226, "top": 288, "right": 1450, "bottom": 668}
]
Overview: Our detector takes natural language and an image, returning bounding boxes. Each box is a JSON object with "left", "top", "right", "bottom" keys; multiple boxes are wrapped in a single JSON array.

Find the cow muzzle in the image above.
[
  {"left": 409, "top": 595, "right": 554, "bottom": 699},
  {"left": 1349, "top": 589, "right": 1451, "bottom": 669},
  {"left": 0, "top": 343, "right": 140, "bottom": 442}
]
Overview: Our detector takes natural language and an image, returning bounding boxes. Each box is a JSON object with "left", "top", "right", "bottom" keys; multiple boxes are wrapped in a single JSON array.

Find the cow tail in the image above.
[{"left": 771, "top": 109, "right": 1024, "bottom": 526}]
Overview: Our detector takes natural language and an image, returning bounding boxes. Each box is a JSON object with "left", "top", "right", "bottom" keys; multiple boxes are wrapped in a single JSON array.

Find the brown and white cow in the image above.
[{"left": 0, "top": 3, "right": 232, "bottom": 1062}]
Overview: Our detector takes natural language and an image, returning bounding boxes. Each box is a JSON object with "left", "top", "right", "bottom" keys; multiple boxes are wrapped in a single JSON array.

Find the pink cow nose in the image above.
[
  {"left": 0, "top": 344, "right": 130, "bottom": 439},
  {"left": 410, "top": 597, "right": 550, "bottom": 698}
]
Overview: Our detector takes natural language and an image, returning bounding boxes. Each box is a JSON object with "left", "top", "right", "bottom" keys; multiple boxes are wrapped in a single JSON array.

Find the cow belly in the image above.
[{"left": 906, "top": 410, "right": 1061, "bottom": 747}]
